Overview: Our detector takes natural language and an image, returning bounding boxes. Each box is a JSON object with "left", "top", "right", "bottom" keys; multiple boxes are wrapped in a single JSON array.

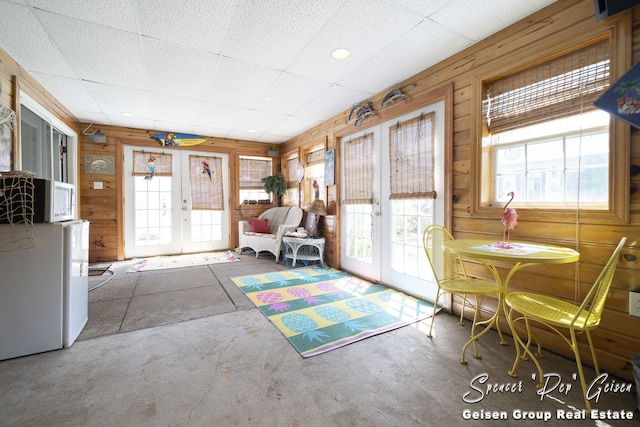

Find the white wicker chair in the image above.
[{"left": 237, "top": 207, "right": 303, "bottom": 262}]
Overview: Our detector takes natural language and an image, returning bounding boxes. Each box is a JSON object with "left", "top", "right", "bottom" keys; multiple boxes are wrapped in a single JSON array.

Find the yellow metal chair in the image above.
[
  {"left": 505, "top": 237, "right": 626, "bottom": 411},
  {"left": 423, "top": 224, "right": 504, "bottom": 364}
]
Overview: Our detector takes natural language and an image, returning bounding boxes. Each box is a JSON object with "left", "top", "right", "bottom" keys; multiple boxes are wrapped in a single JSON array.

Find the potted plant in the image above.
[{"left": 261, "top": 172, "right": 287, "bottom": 206}]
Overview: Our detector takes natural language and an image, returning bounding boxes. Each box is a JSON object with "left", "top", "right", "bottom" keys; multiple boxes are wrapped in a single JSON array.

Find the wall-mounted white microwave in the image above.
[
  {"left": 0, "top": 177, "right": 76, "bottom": 223},
  {"left": 37, "top": 179, "right": 76, "bottom": 222}
]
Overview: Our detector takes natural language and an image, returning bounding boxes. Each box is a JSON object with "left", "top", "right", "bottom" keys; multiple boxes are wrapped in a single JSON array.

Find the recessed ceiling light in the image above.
[
  {"left": 331, "top": 48, "right": 350, "bottom": 60},
  {"left": 248, "top": 129, "right": 256, "bottom": 133},
  {"left": 121, "top": 112, "right": 135, "bottom": 117}
]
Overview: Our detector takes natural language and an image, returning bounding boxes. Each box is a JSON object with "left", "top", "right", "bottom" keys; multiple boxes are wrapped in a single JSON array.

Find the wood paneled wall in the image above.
[
  {"left": 79, "top": 128, "right": 278, "bottom": 262},
  {"left": 282, "top": 0, "right": 640, "bottom": 382},
  {"left": 2, "top": 0, "right": 639, "bottom": 382}
]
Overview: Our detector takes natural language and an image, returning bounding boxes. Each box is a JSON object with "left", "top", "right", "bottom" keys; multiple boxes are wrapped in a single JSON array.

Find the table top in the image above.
[
  {"left": 283, "top": 236, "right": 325, "bottom": 243},
  {"left": 443, "top": 239, "right": 579, "bottom": 264}
]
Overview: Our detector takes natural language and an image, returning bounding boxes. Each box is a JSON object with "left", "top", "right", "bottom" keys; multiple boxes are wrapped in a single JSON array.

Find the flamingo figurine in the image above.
[{"left": 501, "top": 191, "right": 518, "bottom": 247}]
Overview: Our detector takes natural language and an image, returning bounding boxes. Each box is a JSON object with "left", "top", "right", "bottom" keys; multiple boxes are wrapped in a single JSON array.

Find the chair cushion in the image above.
[
  {"left": 249, "top": 217, "right": 270, "bottom": 233},
  {"left": 243, "top": 231, "right": 277, "bottom": 239}
]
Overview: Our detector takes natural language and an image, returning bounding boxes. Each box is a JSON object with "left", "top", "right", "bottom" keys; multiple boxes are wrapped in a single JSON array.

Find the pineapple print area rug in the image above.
[{"left": 231, "top": 266, "right": 435, "bottom": 357}]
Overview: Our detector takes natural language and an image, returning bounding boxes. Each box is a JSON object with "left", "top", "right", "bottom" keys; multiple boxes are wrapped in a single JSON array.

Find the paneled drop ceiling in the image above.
[{"left": 0, "top": 0, "right": 556, "bottom": 143}]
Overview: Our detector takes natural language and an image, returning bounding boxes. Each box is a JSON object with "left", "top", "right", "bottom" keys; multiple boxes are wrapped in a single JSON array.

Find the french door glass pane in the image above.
[
  {"left": 345, "top": 204, "right": 372, "bottom": 262},
  {"left": 190, "top": 210, "right": 222, "bottom": 242},
  {"left": 134, "top": 176, "right": 172, "bottom": 246},
  {"left": 390, "top": 199, "right": 433, "bottom": 280}
]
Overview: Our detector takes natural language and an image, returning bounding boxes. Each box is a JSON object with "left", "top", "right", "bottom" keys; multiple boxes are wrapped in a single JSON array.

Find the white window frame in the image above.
[
  {"left": 18, "top": 91, "right": 78, "bottom": 187},
  {"left": 485, "top": 115, "right": 610, "bottom": 210}
]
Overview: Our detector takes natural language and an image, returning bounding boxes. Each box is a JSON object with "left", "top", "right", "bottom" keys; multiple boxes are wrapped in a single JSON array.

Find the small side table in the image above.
[{"left": 283, "top": 236, "right": 325, "bottom": 267}]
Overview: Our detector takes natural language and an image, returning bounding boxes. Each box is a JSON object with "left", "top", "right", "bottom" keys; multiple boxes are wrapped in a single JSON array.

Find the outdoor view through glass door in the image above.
[
  {"left": 340, "top": 102, "right": 445, "bottom": 302},
  {"left": 124, "top": 146, "right": 229, "bottom": 258}
]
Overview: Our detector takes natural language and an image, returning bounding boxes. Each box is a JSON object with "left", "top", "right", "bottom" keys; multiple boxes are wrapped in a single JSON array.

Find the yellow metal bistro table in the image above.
[{"left": 442, "top": 239, "right": 580, "bottom": 360}]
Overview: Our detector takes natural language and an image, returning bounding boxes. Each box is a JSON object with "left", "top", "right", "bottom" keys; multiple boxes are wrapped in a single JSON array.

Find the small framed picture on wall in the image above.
[{"left": 324, "top": 149, "right": 335, "bottom": 186}]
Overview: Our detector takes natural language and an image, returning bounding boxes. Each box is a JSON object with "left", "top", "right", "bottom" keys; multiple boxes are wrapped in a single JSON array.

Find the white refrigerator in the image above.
[{"left": 0, "top": 220, "right": 89, "bottom": 360}]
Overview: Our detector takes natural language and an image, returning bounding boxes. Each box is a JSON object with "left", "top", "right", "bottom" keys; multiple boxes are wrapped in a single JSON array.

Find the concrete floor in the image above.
[{"left": 0, "top": 253, "right": 638, "bottom": 426}]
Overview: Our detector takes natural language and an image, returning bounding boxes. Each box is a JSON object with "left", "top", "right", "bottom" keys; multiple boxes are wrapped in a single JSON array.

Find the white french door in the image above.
[
  {"left": 124, "top": 146, "right": 229, "bottom": 258},
  {"left": 340, "top": 102, "right": 445, "bottom": 302}
]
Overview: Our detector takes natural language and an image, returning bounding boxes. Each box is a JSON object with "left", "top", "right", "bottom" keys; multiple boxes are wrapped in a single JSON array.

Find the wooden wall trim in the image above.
[
  {"left": 116, "top": 141, "right": 124, "bottom": 260},
  {"left": 11, "top": 75, "right": 20, "bottom": 170}
]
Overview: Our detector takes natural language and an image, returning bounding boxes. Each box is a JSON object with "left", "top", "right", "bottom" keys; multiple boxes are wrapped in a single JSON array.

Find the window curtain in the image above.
[
  {"left": 132, "top": 150, "right": 172, "bottom": 176},
  {"left": 189, "top": 155, "right": 224, "bottom": 210},
  {"left": 239, "top": 157, "right": 271, "bottom": 189},
  {"left": 483, "top": 39, "right": 610, "bottom": 134},
  {"left": 306, "top": 149, "right": 325, "bottom": 166},
  {"left": 389, "top": 112, "right": 436, "bottom": 200},
  {"left": 343, "top": 133, "right": 374, "bottom": 204},
  {"left": 286, "top": 157, "right": 299, "bottom": 188}
]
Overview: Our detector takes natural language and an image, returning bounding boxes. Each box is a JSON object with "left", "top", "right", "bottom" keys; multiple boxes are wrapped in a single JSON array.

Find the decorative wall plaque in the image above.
[
  {"left": 324, "top": 149, "right": 335, "bottom": 186},
  {"left": 84, "top": 154, "right": 115, "bottom": 175}
]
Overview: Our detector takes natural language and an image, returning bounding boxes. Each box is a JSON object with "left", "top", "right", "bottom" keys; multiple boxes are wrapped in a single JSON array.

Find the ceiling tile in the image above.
[
  {"left": 84, "top": 82, "right": 152, "bottom": 118},
  {"left": 392, "top": 0, "right": 449, "bottom": 17},
  {"left": 74, "top": 112, "right": 111, "bottom": 126},
  {"left": 286, "top": 0, "right": 424, "bottom": 83},
  {"left": 225, "top": 129, "right": 266, "bottom": 143},
  {"left": 252, "top": 73, "right": 332, "bottom": 116},
  {"left": 136, "top": 0, "right": 239, "bottom": 53},
  {"left": 232, "top": 109, "right": 288, "bottom": 133},
  {"left": 152, "top": 119, "right": 195, "bottom": 135},
  {"left": 255, "top": 133, "right": 290, "bottom": 144},
  {"left": 296, "top": 84, "right": 374, "bottom": 121},
  {"left": 30, "top": 72, "right": 101, "bottom": 113},
  {"left": 147, "top": 93, "right": 202, "bottom": 125},
  {"left": 192, "top": 125, "right": 230, "bottom": 140},
  {"left": 269, "top": 116, "right": 323, "bottom": 139},
  {"left": 338, "top": 20, "right": 472, "bottom": 93},
  {"left": 104, "top": 115, "right": 155, "bottom": 131},
  {"left": 29, "top": 0, "right": 137, "bottom": 32},
  {"left": 0, "top": 2, "right": 77, "bottom": 77},
  {"left": 0, "top": 0, "right": 559, "bottom": 143},
  {"left": 221, "top": 0, "right": 344, "bottom": 70},
  {"left": 204, "top": 57, "right": 281, "bottom": 108},
  {"left": 195, "top": 101, "right": 247, "bottom": 130},
  {"left": 142, "top": 38, "right": 219, "bottom": 100},
  {"left": 35, "top": 10, "right": 147, "bottom": 89},
  {"left": 431, "top": 0, "right": 556, "bottom": 42}
]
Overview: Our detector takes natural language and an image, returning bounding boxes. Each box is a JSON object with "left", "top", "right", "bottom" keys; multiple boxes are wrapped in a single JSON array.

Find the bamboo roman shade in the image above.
[
  {"left": 343, "top": 133, "right": 374, "bottom": 205},
  {"left": 239, "top": 157, "right": 271, "bottom": 189},
  {"left": 306, "top": 149, "right": 325, "bottom": 166},
  {"left": 189, "top": 155, "right": 223, "bottom": 210},
  {"left": 132, "top": 150, "right": 172, "bottom": 176},
  {"left": 483, "top": 39, "right": 610, "bottom": 134},
  {"left": 287, "top": 157, "right": 298, "bottom": 188},
  {"left": 389, "top": 112, "right": 436, "bottom": 200}
]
